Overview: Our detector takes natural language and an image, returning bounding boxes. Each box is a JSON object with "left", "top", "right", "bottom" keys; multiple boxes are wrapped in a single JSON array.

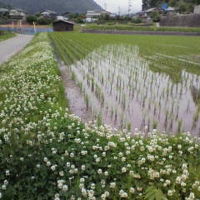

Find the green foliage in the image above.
[
  {"left": 150, "top": 11, "right": 160, "bottom": 22},
  {"left": 37, "top": 17, "right": 52, "bottom": 25},
  {"left": 26, "top": 15, "right": 37, "bottom": 24},
  {"left": 145, "top": 186, "right": 167, "bottom": 200},
  {"left": 143, "top": 0, "right": 199, "bottom": 13},
  {"left": 0, "top": 31, "right": 15, "bottom": 42},
  {"left": 132, "top": 17, "right": 143, "bottom": 24}
]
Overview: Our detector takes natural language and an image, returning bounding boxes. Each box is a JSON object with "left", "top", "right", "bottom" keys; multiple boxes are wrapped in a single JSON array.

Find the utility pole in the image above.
[
  {"left": 128, "top": 0, "right": 133, "bottom": 16},
  {"left": 118, "top": 6, "right": 121, "bottom": 16}
]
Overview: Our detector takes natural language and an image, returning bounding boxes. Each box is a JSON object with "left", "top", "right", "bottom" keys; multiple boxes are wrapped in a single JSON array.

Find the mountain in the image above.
[
  {"left": 0, "top": 1, "right": 12, "bottom": 9},
  {"left": 1, "top": 0, "right": 102, "bottom": 14}
]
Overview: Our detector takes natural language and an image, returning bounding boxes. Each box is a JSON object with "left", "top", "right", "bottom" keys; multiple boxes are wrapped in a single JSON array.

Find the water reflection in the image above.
[{"left": 68, "top": 45, "right": 200, "bottom": 136}]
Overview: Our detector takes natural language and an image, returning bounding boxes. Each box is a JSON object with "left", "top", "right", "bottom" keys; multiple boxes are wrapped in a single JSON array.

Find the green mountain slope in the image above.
[
  {"left": 2, "top": 0, "right": 102, "bottom": 14},
  {"left": 0, "top": 1, "right": 12, "bottom": 9}
]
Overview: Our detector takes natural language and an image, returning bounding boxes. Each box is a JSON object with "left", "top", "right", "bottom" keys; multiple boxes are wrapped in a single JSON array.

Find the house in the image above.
[
  {"left": 53, "top": 19, "right": 74, "bottom": 31},
  {"left": 194, "top": 5, "right": 200, "bottom": 14},
  {"left": 0, "top": 8, "right": 9, "bottom": 16},
  {"left": 40, "top": 10, "right": 57, "bottom": 19},
  {"left": 9, "top": 9, "right": 26, "bottom": 20},
  {"left": 86, "top": 10, "right": 111, "bottom": 22},
  {"left": 163, "top": 7, "right": 176, "bottom": 16},
  {"left": 56, "top": 16, "right": 69, "bottom": 21}
]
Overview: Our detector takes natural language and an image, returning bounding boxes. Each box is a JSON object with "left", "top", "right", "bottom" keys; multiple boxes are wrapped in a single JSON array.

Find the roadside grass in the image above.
[
  {"left": 0, "top": 31, "right": 15, "bottom": 42},
  {"left": 0, "top": 33, "right": 199, "bottom": 200}
]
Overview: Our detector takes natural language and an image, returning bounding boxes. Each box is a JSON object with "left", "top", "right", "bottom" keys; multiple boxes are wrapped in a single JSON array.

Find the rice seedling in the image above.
[{"left": 50, "top": 32, "right": 200, "bottom": 136}]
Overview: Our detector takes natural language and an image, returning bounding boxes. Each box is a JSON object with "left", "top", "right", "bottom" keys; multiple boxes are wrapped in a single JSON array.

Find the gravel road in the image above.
[{"left": 0, "top": 34, "right": 33, "bottom": 65}]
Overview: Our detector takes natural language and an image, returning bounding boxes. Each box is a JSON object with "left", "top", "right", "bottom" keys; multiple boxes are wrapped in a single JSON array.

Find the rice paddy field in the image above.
[
  {"left": 0, "top": 33, "right": 200, "bottom": 200},
  {"left": 82, "top": 24, "right": 200, "bottom": 33},
  {"left": 50, "top": 32, "right": 200, "bottom": 136}
]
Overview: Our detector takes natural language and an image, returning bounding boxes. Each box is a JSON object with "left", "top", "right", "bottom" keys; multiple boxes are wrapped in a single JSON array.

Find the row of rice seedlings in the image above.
[
  {"left": 51, "top": 32, "right": 200, "bottom": 135},
  {"left": 65, "top": 43, "right": 200, "bottom": 135}
]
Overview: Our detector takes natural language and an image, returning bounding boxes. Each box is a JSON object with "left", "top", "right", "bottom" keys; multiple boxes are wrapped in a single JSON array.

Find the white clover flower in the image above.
[
  {"left": 147, "top": 154, "right": 155, "bottom": 161},
  {"left": 79, "top": 183, "right": 84, "bottom": 189},
  {"left": 59, "top": 171, "right": 64, "bottom": 176},
  {"left": 104, "top": 171, "right": 109, "bottom": 176},
  {"left": 5, "top": 170, "right": 10, "bottom": 176},
  {"left": 2, "top": 185, "right": 6, "bottom": 190},
  {"left": 0, "top": 192, "right": 2, "bottom": 199},
  {"left": 122, "top": 167, "right": 127, "bottom": 173},
  {"left": 110, "top": 182, "right": 116, "bottom": 189},
  {"left": 70, "top": 153, "right": 75, "bottom": 158},
  {"left": 80, "top": 178, "right": 85, "bottom": 183},
  {"left": 51, "top": 165, "right": 57, "bottom": 171},
  {"left": 81, "top": 165, "right": 86, "bottom": 171},
  {"left": 119, "top": 190, "right": 128, "bottom": 198},
  {"left": 148, "top": 169, "right": 160, "bottom": 180},
  {"left": 81, "top": 188, "right": 87, "bottom": 197},
  {"left": 121, "top": 157, "right": 126, "bottom": 162},
  {"left": 178, "top": 145, "right": 182, "bottom": 149},
  {"left": 129, "top": 187, "right": 135, "bottom": 194},
  {"left": 96, "top": 158, "right": 101, "bottom": 163},
  {"left": 36, "top": 164, "right": 41, "bottom": 168},
  {"left": 186, "top": 192, "right": 195, "bottom": 200},
  {"left": 108, "top": 142, "right": 117, "bottom": 148},
  {"left": 62, "top": 185, "right": 68, "bottom": 192},
  {"left": 167, "top": 190, "right": 174, "bottom": 196},
  {"left": 98, "top": 169, "right": 102, "bottom": 174}
]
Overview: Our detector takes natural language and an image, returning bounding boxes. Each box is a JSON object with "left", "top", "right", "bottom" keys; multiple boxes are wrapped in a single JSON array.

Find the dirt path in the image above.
[{"left": 0, "top": 34, "right": 33, "bottom": 65}]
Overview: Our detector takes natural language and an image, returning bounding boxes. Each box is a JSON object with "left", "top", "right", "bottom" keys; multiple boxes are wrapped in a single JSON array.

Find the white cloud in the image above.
[{"left": 95, "top": 0, "right": 142, "bottom": 14}]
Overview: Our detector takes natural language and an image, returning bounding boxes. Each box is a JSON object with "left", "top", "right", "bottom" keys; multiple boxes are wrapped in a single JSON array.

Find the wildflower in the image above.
[
  {"left": 122, "top": 167, "right": 127, "bottom": 173},
  {"left": 119, "top": 190, "right": 128, "bottom": 198},
  {"left": 129, "top": 187, "right": 135, "bottom": 194},
  {"left": 110, "top": 182, "right": 116, "bottom": 189},
  {"left": 62, "top": 185, "right": 68, "bottom": 192}
]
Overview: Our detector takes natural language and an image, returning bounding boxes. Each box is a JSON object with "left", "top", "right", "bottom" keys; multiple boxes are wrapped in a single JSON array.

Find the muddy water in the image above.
[
  {"left": 59, "top": 63, "right": 93, "bottom": 122},
  {"left": 62, "top": 45, "right": 200, "bottom": 136}
]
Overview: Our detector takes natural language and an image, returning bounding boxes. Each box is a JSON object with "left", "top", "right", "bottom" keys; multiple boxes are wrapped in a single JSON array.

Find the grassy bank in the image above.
[
  {"left": 0, "top": 33, "right": 200, "bottom": 200},
  {"left": 0, "top": 31, "right": 15, "bottom": 42},
  {"left": 83, "top": 24, "right": 200, "bottom": 33}
]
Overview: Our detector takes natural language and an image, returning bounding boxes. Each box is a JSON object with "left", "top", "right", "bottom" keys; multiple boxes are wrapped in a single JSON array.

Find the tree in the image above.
[
  {"left": 26, "top": 15, "right": 37, "bottom": 24},
  {"left": 150, "top": 11, "right": 160, "bottom": 22},
  {"left": 37, "top": 17, "right": 52, "bottom": 25}
]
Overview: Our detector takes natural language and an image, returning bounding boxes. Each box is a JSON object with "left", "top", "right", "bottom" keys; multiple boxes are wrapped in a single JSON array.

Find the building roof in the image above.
[
  {"left": 0, "top": 8, "right": 9, "bottom": 12},
  {"left": 165, "top": 7, "right": 175, "bottom": 12},
  {"left": 53, "top": 19, "right": 75, "bottom": 25}
]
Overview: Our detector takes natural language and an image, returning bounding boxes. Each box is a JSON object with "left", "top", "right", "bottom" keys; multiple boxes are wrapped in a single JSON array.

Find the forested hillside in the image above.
[
  {"left": 0, "top": 1, "right": 12, "bottom": 9},
  {"left": 1, "top": 0, "right": 102, "bottom": 14}
]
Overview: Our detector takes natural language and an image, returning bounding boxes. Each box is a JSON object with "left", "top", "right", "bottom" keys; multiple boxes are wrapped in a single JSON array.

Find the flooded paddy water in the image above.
[{"left": 65, "top": 44, "right": 200, "bottom": 136}]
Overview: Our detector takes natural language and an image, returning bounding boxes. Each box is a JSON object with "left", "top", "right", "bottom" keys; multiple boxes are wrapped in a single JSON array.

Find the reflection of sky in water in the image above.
[{"left": 69, "top": 45, "right": 200, "bottom": 136}]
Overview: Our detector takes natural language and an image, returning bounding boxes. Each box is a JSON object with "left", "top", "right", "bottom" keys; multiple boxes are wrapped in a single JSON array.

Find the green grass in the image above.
[
  {"left": 83, "top": 24, "right": 200, "bottom": 33},
  {"left": 0, "top": 33, "right": 200, "bottom": 200},
  {"left": 49, "top": 32, "right": 200, "bottom": 82},
  {"left": 0, "top": 31, "right": 15, "bottom": 42}
]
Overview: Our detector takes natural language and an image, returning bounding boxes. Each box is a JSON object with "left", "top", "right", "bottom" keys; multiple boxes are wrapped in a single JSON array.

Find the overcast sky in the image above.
[{"left": 94, "top": 0, "right": 143, "bottom": 14}]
